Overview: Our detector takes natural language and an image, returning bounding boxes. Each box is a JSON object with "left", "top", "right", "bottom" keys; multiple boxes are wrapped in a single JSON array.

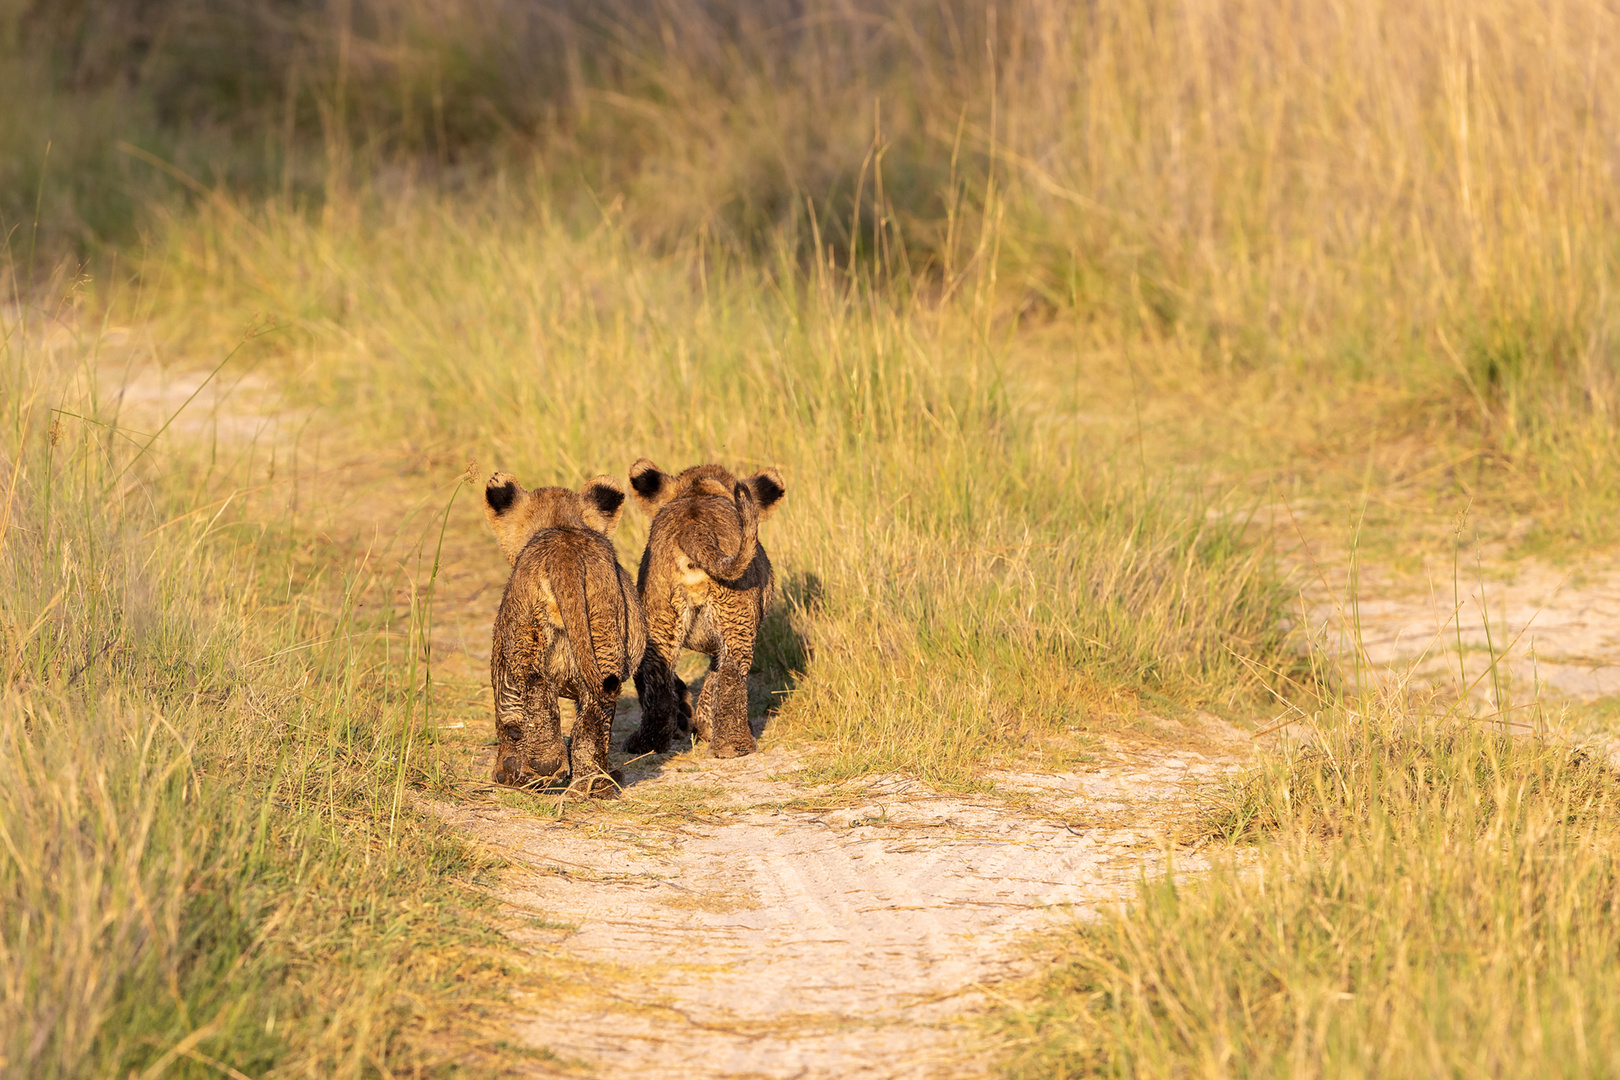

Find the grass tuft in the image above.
[{"left": 1002, "top": 709, "right": 1620, "bottom": 1079}]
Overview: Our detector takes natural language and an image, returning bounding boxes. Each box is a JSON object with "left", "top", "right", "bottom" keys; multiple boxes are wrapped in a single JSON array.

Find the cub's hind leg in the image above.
[
  {"left": 625, "top": 601, "right": 692, "bottom": 755},
  {"left": 702, "top": 593, "right": 758, "bottom": 758},
  {"left": 687, "top": 638, "right": 753, "bottom": 757},
  {"left": 688, "top": 653, "right": 720, "bottom": 746},
  {"left": 520, "top": 677, "right": 569, "bottom": 780},
  {"left": 568, "top": 686, "right": 625, "bottom": 798},
  {"left": 627, "top": 647, "right": 688, "bottom": 754},
  {"left": 680, "top": 613, "right": 724, "bottom": 746},
  {"left": 704, "top": 645, "right": 755, "bottom": 758},
  {"left": 491, "top": 640, "right": 568, "bottom": 786}
]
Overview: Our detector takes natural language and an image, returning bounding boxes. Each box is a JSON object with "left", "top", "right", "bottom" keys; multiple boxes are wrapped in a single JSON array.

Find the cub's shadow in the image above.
[
  {"left": 606, "top": 570, "right": 821, "bottom": 790},
  {"left": 749, "top": 570, "right": 821, "bottom": 729}
]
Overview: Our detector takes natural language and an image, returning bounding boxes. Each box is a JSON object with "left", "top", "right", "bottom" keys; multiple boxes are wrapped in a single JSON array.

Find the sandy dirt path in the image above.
[
  {"left": 432, "top": 719, "right": 1244, "bottom": 1078},
  {"left": 1302, "top": 554, "right": 1620, "bottom": 705}
]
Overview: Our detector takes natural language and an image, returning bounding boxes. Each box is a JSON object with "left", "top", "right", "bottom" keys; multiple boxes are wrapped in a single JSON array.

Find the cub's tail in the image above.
[
  {"left": 549, "top": 547, "right": 626, "bottom": 698},
  {"left": 687, "top": 482, "right": 759, "bottom": 583}
]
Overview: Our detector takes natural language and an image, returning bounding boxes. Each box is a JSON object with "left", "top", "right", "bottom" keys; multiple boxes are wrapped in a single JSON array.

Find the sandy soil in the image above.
[
  {"left": 431, "top": 713, "right": 1246, "bottom": 1078},
  {"left": 1303, "top": 555, "right": 1620, "bottom": 705}
]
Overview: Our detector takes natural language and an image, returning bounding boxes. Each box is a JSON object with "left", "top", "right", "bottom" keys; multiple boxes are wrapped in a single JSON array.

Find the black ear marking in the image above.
[
  {"left": 587, "top": 484, "right": 625, "bottom": 517},
  {"left": 752, "top": 473, "right": 785, "bottom": 510},
  {"left": 630, "top": 469, "right": 664, "bottom": 499},
  {"left": 485, "top": 480, "right": 518, "bottom": 514}
]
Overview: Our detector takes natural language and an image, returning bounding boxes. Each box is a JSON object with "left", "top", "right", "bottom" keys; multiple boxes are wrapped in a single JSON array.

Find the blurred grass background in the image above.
[
  {"left": 7, "top": 0, "right": 1617, "bottom": 546},
  {"left": 4, "top": 0, "right": 1620, "bottom": 1075}
]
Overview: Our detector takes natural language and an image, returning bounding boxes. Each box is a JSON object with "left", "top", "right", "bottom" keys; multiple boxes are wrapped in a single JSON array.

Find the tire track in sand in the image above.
[{"left": 436, "top": 713, "right": 1250, "bottom": 1078}]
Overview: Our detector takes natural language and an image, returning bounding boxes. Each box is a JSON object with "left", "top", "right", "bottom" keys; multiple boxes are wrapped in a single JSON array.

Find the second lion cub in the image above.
[
  {"left": 483, "top": 471, "right": 646, "bottom": 797},
  {"left": 623, "top": 459, "right": 786, "bottom": 758}
]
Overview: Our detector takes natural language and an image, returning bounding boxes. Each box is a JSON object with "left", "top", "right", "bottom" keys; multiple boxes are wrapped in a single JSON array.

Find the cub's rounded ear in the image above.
[
  {"left": 485, "top": 472, "right": 522, "bottom": 516},
  {"left": 628, "top": 458, "right": 675, "bottom": 513},
  {"left": 742, "top": 467, "right": 786, "bottom": 520},
  {"left": 484, "top": 472, "right": 530, "bottom": 565},
  {"left": 580, "top": 474, "right": 628, "bottom": 536}
]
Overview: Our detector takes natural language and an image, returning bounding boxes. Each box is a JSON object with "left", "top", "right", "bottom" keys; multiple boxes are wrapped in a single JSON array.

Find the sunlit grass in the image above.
[
  {"left": 1001, "top": 704, "right": 1620, "bottom": 1078},
  {"left": 0, "top": 315, "right": 523, "bottom": 1078},
  {"left": 12, "top": 0, "right": 1620, "bottom": 552},
  {"left": 5, "top": 0, "right": 1620, "bottom": 1072},
  {"left": 109, "top": 191, "right": 1297, "bottom": 784}
]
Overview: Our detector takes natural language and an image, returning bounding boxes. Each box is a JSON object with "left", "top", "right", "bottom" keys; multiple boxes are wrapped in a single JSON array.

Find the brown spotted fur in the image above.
[
  {"left": 484, "top": 471, "right": 647, "bottom": 797},
  {"left": 622, "top": 459, "right": 786, "bottom": 758}
]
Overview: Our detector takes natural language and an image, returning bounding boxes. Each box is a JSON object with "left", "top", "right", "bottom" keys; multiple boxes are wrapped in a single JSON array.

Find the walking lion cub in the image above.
[
  {"left": 622, "top": 459, "right": 786, "bottom": 758},
  {"left": 483, "top": 471, "right": 646, "bottom": 797}
]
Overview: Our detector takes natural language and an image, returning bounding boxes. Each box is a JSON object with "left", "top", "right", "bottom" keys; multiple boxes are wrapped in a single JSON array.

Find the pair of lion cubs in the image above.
[{"left": 482, "top": 458, "right": 787, "bottom": 797}]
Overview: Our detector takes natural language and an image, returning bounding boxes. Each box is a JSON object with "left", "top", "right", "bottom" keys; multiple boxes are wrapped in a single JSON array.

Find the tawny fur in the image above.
[
  {"left": 623, "top": 459, "right": 786, "bottom": 758},
  {"left": 484, "top": 471, "right": 647, "bottom": 797}
]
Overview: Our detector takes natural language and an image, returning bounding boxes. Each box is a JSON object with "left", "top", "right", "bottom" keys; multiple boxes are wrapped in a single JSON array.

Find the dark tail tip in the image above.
[{"left": 602, "top": 675, "right": 622, "bottom": 696}]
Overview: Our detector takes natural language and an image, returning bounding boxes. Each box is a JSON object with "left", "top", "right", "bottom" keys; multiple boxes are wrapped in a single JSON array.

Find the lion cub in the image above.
[
  {"left": 622, "top": 459, "right": 786, "bottom": 758},
  {"left": 483, "top": 471, "right": 646, "bottom": 797}
]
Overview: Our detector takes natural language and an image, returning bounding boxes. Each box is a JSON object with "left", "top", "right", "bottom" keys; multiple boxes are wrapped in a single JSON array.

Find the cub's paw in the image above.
[
  {"left": 492, "top": 755, "right": 527, "bottom": 786},
  {"left": 568, "top": 771, "right": 623, "bottom": 800},
  {"left": 493, "top": 751, "right": 569, "bottom": 788},
  {"left": 526, "top": 753, "right": 567, "bottom": 781},
  {"left": 623, "top": 725, "right": 671, "bottom": 756},
  {"left": 710, "top": 735, "right": 758, "bottom": 759}
]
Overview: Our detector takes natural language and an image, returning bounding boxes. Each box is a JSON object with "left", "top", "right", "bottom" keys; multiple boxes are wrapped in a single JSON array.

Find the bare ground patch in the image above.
[
  {"left": 430, "top": 711, "right": 1243, "bottom": 1079},
  {"left": 1298, "top": 550, "right": 1620, "bottom": 721}
]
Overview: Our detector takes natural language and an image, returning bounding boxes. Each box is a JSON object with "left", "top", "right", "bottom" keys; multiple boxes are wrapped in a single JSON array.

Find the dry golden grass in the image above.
[
  {"left": 4, "top": 0, "right": 1620, "bottom": 1074},
  {"left": 1001, "top": 704, "right": 1620, "bottom": 1078},
  {"left": 115, "top": 189, "right": 1294, "bottom": 782},
  {"left": 0, "top": 321, "right": 539, "bottom": 1077}
]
